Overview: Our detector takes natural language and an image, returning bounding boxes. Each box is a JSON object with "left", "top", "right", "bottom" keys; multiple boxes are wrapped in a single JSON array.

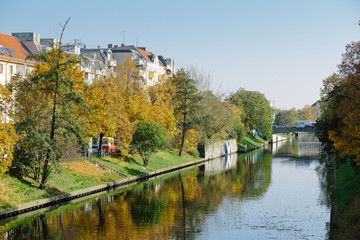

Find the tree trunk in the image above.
[
  {"left": 98, "top": 133, "right": 104, "bottom": 157},
  {"left": 179, "top": 111, "right": 187, "bottom": 157}
]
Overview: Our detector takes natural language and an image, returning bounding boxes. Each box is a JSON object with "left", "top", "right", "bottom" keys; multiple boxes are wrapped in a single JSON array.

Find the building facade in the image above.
[{"left": 0, "top": 33, "right": 35, "bottom": 86}]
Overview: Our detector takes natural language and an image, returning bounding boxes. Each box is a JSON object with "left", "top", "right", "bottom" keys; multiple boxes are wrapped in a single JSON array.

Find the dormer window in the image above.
[
  {"left": 7, "top": 48, "right": 16, "bottom": 55},
  {"left": 0, "top": 46, "right": 9, "bottom": 54}
]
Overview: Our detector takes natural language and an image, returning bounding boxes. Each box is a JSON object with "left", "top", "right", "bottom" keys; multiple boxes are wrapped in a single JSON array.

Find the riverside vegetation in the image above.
[
  {"left": 316, "top": 40, "right": 360, "bottom": 239},
  {"left": 0, "top": 21, "right": 274, "bottom": 210}
]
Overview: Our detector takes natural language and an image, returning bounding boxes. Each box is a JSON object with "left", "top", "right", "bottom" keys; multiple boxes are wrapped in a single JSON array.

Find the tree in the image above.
[
  {"left": 316, "top": 41, "right": 360, "bottom": 167},
  {"left": 132, "top": 120, "right": 167, "bottom": 167},
  {"left": 299, "top": 105, "right": 319, "bottom": 121},
  {"left": 147, "top": 77, "right": 177, "bottom": 137},
  {"left": 230, "top": 88, "right": 273, "bottom": 139},
  {"left": 172, "top": 69, "right": 202, "bottom": 156},
  {"left": 275, "top": 109, "right": 298, "bottom": 126},
  {"left": 9, "top": 18, "right": 87, "bottom": 188},
  {"left": 81, "top": 76, "right": 132, "bottom": 156},
  {"left": 0, "top": 85, "right": 18, "bottom": 175},
  {"left": 197, "top": 91, "right": 243, "bottom": 141}
]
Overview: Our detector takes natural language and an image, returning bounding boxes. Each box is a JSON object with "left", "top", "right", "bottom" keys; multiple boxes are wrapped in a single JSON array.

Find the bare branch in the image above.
[{"left": 58, "top": 17, "right": 71, "bottom": 50}]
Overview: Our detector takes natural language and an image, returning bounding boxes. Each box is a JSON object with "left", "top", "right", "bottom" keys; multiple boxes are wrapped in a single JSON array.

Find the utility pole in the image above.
[{"left": 120, "top": 31, "right": 126, "bottom": 44}]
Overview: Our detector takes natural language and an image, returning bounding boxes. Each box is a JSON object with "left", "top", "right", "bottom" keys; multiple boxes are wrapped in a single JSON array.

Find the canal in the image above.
[{"left": 0, "top": 133, "right": 330, "bottom": 239}]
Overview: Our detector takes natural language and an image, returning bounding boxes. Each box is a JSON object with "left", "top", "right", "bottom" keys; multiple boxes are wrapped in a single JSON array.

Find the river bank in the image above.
[
  {"left": 331, "top": 160, "right": 360, "bottom": 239},
  {"left": 0, "top": 133, "right": 329, "bottom": 240},
  {"left": 0, "top": 134, "right": 272, "bottom": 217}
]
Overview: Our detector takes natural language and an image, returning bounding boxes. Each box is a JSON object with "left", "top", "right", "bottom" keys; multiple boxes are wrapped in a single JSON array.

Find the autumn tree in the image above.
[
  {"left": 0, "top": 85, "right": 18, "bottom": 175},
  {"left": 81, "top": 76, "right": 132, "bottom": 156},
  {"left": 9, "top": 18, "right": 87, "bottom": 188},
  {"left": 172, "top": 69, "right": 202, "bottom": 156},
  {"left": 322, "top": 41, "right": 360, "bottom": 166},
  {"left": 132, "top": 120, "right": 167, "bottom": 166},
  {"left": 117, "top": 58, "right": 151, "bottom": 123},
  {"left": 299, "top": 104, "right": 319, "bottom": 121},
  {"left": 147, "top": 77, "right": 177, "bottom": 137}
]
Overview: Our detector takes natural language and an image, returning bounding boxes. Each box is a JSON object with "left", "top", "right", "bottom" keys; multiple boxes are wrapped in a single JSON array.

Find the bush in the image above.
[
  {"left": 132, "top": 120, "right": 167, "bottom": 167},
  {"left": 188, "top": 149, "right": 200, "bottom": 158}
]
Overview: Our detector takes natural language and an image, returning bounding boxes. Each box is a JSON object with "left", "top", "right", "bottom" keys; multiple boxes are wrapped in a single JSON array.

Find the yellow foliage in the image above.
[
  {"left": 173, "top": 128, "right": 201, "bottom": 152},
  {"left": 148, "top": 78, "right": 177, "bottom": 137},
  {"left": 0, "top": 118, "right": 18, "bottom": 175}
]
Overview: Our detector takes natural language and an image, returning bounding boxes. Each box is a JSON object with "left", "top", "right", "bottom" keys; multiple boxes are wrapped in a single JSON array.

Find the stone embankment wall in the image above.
[
  {"left": 271, "top": 134, "right": 289, "bottom": 143},
  {"left": 198, "top": 139, "right": 238, "bottom": 160}
]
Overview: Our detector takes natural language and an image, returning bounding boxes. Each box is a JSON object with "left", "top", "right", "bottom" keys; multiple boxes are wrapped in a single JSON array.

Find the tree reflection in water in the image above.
[{"left": 0, "top": 149, "right": 273, "bottom": 240}]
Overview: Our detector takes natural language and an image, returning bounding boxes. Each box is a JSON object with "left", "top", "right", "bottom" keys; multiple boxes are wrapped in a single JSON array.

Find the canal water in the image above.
[{"left": 0, "top": 133, "right": 330, "bottom": 239}]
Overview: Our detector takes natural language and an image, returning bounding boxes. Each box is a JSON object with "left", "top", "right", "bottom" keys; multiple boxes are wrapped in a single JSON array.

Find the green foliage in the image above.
[
  {"left": 187, "top": 149, "right": 200, "bottom": 158},
  {"left": 274, "top": 108, "right": 298, "bottom": 126},
  {"left": 230, "top": 122, "right": 247, "bottom": 143},
  {"left": 8, "top": 19, "right": 87, "bottom": 188},
  {"left": 132, "top": 120, "right": 167, "bottom": 166},
  {"left": 197, "top": 91, "right": 242, "bottom": 142},
  {"left": 230, "top": 88, "right": 273, "bottom": 139},
  {"left": 172, "top": 69, "right": 203, "bottom": 156},
  {"left": 11, "top": 128, "right": 61, "bottom": 181}
]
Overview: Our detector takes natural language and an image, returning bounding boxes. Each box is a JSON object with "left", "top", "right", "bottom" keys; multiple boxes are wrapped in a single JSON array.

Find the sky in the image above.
[{"left": 1, "top": 0, "right": 360, "bottom": 109}]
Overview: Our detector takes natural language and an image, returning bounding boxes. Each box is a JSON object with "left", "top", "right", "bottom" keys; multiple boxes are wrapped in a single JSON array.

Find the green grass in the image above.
[
  {"left": 336, "top": 160, "right": 360, "bottom": 209},
  {"left": 0, "top": 161, "right": 121, "bottom": 210},
  {"left": 238, "top": 135, "right": 266, "bottom": 151},
  {"left": 0, "top": 150, "right": 199, "bottom": 210},
  {"left": 95, "top": 149, "right": 199, "bottom": 177},
  {"left": 333, "top": 160, "right": 360, "bottom": 239}
]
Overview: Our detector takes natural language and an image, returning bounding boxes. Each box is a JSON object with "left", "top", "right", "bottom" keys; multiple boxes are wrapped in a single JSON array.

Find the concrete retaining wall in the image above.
[
  {"left": 198, "top": 139, "right": 238, "bottom": 159},
  {"left": 271, "top": 134, "right": 290, "bottom": 143}
]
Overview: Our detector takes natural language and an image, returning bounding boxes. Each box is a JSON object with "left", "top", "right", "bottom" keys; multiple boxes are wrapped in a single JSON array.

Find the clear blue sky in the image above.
[{"left": 1, "top": 0, "right": 359, "bottom": 109}]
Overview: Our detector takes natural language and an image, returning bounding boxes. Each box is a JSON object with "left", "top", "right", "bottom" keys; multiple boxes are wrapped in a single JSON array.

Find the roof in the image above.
[
  {"left": 0, "top": 32, "right": 30, "bottom": 61},
  {"left": 158, "top": 56, "right": 167, "bottom": 67},
  {"left": 136, "top": 47, "right": 153, "bottom": 62},
  {"left": 22, "top": 41, "right": 40, "bottom": 55}
]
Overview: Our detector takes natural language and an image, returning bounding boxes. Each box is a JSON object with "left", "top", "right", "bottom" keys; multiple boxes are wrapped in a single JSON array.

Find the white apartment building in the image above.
[{"left": 0, "top": 33, "right": 35, "bottom": 86}]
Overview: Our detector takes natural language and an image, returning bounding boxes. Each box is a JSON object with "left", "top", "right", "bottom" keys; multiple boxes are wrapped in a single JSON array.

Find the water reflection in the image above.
[{"left": 0, "top": 134, "right": 330, "bottom": 240}]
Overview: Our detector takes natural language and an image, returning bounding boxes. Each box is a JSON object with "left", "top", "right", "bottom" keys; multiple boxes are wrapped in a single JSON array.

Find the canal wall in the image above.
[
  {"left": 270, "top": 134, "right": 289, "bottom": 143},
  {"left": 198, "top": 139, "right": 238, "bottom": 159}
]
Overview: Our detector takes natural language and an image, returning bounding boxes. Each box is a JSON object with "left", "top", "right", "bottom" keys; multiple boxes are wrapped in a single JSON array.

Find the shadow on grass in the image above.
[
  {"left": 124, "top": 156, "right": 142, "bottom": 166},
  {"left": 124, "top": 167, "right": 145, "bottom": 176},
  {"left": 43, "top": 187, "right": 65, "bottom": 198},
  {"left": 16, "top": 177, "right": 38, "bottom": 188}
]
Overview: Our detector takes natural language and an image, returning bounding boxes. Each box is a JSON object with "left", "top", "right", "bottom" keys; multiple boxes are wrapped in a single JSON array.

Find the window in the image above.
[
  {"left": 0, "top": 64, "right": 3, "bottom": 73},
  {"left": 0, "top": 46, "right": 9, "bottom": 54},
  {"left": 6, "top": 48, "right": 16, "bottom": 56},
  {"left": 9, "top": 65, "right": 13, "bottom": 74}
]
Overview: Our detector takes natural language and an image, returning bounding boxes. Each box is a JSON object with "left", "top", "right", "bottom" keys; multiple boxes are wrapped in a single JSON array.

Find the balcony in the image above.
[
  {"left": 134, "top": 58, "right": 146, "bottom": 66},
  {"left": 108, "top": 60, "right": 117, "bottom": 67}
]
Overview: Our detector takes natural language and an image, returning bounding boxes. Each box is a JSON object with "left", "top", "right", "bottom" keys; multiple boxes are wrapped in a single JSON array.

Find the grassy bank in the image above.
[
  {"left": 238, "top": 135, "right": 266, "bottom": 151},
  {"left": 333, "top": 160, "right": 360, "bottom": 239},
  {"left": 0, "top": 150, "right": 198, "bottom": 210},
  {"left": 95, "top": 149, "right": 198, "bottom": 176}
]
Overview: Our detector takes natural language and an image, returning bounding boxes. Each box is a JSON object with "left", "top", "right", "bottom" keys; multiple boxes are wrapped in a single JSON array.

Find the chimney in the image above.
[
  {"left": 114, "top": 45, "right": 119, "bottom": 48},
  {"left": 121, "top": 43, "right": 125, "bottom": 47},
  {"left": 108, "top": 44, "right": 113, "bottom": 48}
]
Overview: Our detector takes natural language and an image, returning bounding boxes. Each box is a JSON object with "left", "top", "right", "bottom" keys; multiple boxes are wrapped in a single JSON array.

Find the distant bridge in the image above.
[{"left": 272, "top": 127, "right": 316, "bottom": 134}]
